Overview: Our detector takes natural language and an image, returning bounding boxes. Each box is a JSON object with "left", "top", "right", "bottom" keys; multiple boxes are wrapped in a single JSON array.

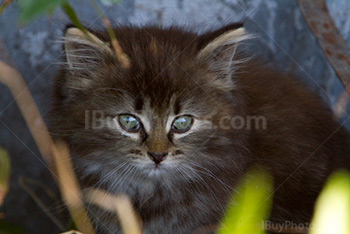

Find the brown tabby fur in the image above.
[{"left": 49, "top": 23, "right": 350, "bottom": 233}]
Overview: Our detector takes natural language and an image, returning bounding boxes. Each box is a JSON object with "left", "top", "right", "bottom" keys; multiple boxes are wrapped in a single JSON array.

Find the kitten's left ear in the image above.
[{"left": 197, "top": 24, "right": 253, "bottom": 90}]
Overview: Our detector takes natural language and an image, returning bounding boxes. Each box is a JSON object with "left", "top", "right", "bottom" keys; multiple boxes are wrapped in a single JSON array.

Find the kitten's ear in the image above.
[
  {"left": 63, "top": 27, "right": 114, "bottom": 69},
  {"left": 197, "top": 24, "right": 252, "bottom": 90}
]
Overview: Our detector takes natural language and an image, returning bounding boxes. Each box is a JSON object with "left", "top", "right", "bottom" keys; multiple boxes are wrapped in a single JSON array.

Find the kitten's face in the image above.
[{"left": 51, "top": 25, "right": 250, "bottom": 194}]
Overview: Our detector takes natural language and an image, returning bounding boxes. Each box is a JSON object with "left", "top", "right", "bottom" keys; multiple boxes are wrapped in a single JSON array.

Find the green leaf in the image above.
[
  {"left": 18, "top": 0, "right": 65, "bottom": 24},
  {"left": 0, "top": 147, "right": 10, "bottom": 206},
  {"left": 217, "top": 168, "right": 273, "bottom": 234},
  {"left": 60, "top": 2, "right": 87, "bottom": 35},
  {"left": 310, "top": 170, "right": 350, "bottom": 234},
  {"left": 0, "top": 220, "right": 25, "bottom": 234}
]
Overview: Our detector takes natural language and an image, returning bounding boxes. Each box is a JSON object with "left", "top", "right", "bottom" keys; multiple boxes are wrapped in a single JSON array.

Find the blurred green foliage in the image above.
[
  {"left": 217, "top": 169, "right": 350, "bottom": 234},
  {"left": 18, "top": 0, "right": 65, "bottom": 23},
  {"left": 0, "top": 147, "right": 10, "bottom": 205},
  {"left": 18, "top": 0, "right": 120, "bottom": 24},
  {"left": 0, "top": 147, "right": 24, "bottom": 233},
  {"left": 0, "top": 220, "right": 25, "bottom": 234},
  {"left": 217, "top": 168, "right": 272, "bottom": 234},
  {"left": 310, "top": 170, "right": 350, "bottom": 234}
]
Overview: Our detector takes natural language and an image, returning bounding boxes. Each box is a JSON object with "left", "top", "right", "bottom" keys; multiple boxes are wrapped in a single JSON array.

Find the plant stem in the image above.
[
  {"left": 298, "top": 0, "right": 350, "bottom": 95},
  {"left": 89, "top": 0, "right": 130, "bottom": 68},
  {"left": 0, "top": 60, "right": 56, "bottom": 171},
  {"left": 0, "top": 0, "right": 12, "bottom": 14},
  {"left": 84, "top": 188, "right": 142, "bottom": 234},
  {"left": 52, "top": 141, "right": 96, "bottom": 234},
  {"left": 61, "top": 2, "right": 90, "bottom": 39},
  {"left": 0, "top": 39, "right": 95, "bottom": 234}
]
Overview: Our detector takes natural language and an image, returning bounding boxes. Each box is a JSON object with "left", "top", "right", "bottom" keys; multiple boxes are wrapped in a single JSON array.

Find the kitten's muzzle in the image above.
[{"left": 147, "top": 152, "right": 168, "bottom": 165}]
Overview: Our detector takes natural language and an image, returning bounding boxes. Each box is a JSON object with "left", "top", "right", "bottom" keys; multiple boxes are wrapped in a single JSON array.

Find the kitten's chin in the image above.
[
  {"left": 135, "top": 161, "right": 180, "bottom": 181},
  {"left": 147, "top": 167, "right": 164, "bottom": 177},
  {"left": 142, "top": 162, "right": 175, "bottom": 179}
]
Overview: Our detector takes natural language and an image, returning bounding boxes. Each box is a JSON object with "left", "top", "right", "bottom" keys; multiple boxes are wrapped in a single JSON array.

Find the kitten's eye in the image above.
[
  {"left": 118, "top": 114, "right": 141, "bottom": 132},
  {"left": 172, "top": 115, "right": 193, "bottom": 133}
]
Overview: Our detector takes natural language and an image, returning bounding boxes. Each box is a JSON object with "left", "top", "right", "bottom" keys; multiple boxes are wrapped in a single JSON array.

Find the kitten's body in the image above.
[{"left": 50, "top": 24, "right": 350, "bottom": 233}]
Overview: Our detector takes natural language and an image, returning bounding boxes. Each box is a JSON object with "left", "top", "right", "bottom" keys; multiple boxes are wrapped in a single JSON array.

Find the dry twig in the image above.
[
  {"left": 0, "top": 148, "right": 10, "bottom": 206},
  {"left": 85, "top": 188, "right": 142, "bottom": 234},
  {"left": 52, "top": 141, "right": 95, "bottom": 234},
  {"left": 0, "top": 40, "right": 55, "bottom": 171},
  {"left": 0, "top": 0, "right": 12, "bottom": 14},
  {"left": 89, "top": 0, "right": 130, "bottom": 69},
  {"left": 297, "top": 0, "right": 350, "bottom": 95},
  {"left": 0, "top": 39, "right": 95, "bottom": 233},
  {"left": 60, "top": 231, "right": 83, "bottom": 234}
]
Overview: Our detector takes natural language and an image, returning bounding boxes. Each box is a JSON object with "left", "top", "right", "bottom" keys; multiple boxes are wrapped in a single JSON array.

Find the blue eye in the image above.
[
  {"left": 118, "top": 114, "right": 141, "bottom": 132},
  {"left": 172, "top": 116, "right": 193, "bottom": 133}
]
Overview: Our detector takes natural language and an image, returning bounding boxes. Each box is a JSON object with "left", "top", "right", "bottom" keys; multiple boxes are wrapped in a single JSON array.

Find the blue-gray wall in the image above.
[{"left": 0, "top": 0, "right": 349, "bottom": 233}]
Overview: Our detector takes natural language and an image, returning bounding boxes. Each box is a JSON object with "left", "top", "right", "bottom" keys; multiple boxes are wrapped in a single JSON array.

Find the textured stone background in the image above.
[{"left": 0, "top": 0, "right": 349, "bottom": 233}]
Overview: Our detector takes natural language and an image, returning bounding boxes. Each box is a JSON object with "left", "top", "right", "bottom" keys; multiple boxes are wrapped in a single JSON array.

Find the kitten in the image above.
[{"left": 49, "top": 23, "right": 350, "bottom": 234}]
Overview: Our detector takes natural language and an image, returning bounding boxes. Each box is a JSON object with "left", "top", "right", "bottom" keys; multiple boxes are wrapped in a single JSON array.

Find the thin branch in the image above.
[
  {"left": 84, "top": 188, "right": 142, "bottom": 234},
  {"left": 0, "top": 0, "right": 12, "bottom": 14},
  {"left": 61, "top": 2, "right": 92, "bottom": 39},
  {"left": 0, "top": 148, "right": 10, "bottom": 206},
  {"left": 114, "top": 195, "right": 142, "bottom": 234},
  {"left": 89, "top": 0, "right": 130, "bottom": 69},
  {"left": 0, "top": 39, "right": 95, "bottom": 233},
  {"left": 297, "top": 0, "right": 350, "bottom": 95},
  {"left": 52, "top": 141, "right": 95, "bottom": 234},
  {"left": 60, "top": 231, "right": 83, "bottom": 234},
  {"left": 0, "top": 48, "right": 55, "bottom": 171}
]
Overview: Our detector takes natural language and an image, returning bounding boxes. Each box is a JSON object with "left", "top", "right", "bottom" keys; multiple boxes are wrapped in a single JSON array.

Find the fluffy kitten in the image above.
[{"left": 49, "top": 23, "right": 350, "bottom": 233}]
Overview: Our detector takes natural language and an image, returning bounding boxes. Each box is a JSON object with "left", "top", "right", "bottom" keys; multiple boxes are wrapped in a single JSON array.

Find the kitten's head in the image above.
[{"left": 50, "top": 24, "right": 252, "bottom": 194}]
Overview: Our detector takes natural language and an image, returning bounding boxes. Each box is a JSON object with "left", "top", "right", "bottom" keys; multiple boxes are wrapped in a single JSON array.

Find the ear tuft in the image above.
[
  {"left": 63, "top": 27, "right": 113, "bottom": 70},
  {"left": 197, "top": 26, "right": 254, "bottom": 90},
  {"left": 198, "top": 27, "right": 252, "bottom": 60}
]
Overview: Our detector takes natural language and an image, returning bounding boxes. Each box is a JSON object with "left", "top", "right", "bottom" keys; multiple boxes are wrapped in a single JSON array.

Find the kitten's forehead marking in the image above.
[
  {"left": 165, "top": 95, "right": 179, "bottom": 132},
  {"left": 139, "top": 98, "right": 153, "bottom": 133}
]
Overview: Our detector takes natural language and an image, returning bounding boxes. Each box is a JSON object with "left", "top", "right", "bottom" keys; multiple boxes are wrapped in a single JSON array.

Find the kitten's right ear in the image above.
[
  {"left": 63, "top": 27, "right": 114, "bottom": 69},
  {"left": 197, "top": 23, "right": 253, "bottom": 90}
]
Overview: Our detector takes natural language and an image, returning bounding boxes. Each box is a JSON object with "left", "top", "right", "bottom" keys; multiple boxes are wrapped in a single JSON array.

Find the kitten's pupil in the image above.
[
  {"left": 172, "top": 116, "right": 193, "bottom": 133},
  {"left": 118, "top": 115, "right": 140, "bottom": 132}
]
